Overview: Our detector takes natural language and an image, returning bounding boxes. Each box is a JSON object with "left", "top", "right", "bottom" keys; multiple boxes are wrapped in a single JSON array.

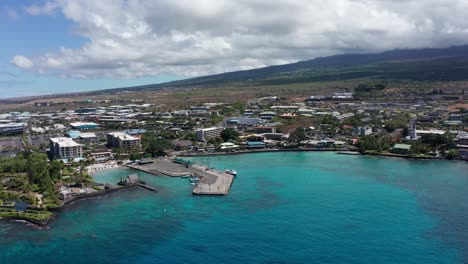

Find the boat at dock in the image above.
[
  {"left": 190, "top": 176, "right": 200, "bottom": 183},
  {"left": 225, "top": 169, "right": 237, "bottom": 176}
]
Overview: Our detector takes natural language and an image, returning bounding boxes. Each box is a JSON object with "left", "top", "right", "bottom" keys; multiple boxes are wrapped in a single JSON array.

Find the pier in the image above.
[
  {"left": 137, "top": 183, "right": 157, "bottom": 192},
  {"left": 191, "top": 165, "right": 234, "bottom": 195},
  {"left": 126, "top": 158, "right": 235, "bottom": 195}
]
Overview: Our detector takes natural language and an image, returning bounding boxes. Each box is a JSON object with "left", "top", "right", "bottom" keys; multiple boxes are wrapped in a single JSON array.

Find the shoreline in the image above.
[
  {"left": 0, "top": 185, "right": 137, "bottom": 229},
  {"left": 178, "top": 148, "right": 466, "bottom": 162},
  {"left": 178, "top": 148, "right": 350, "bottom": 157},
  {"left": 2, "top": 150, "right": 463, "bottom": 228},
  {"left": 87, "top": 163, "right": 121, "bottom": 174}
]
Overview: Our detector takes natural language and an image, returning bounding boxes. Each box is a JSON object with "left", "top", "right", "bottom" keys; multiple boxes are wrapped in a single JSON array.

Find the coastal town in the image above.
[{"left": 0, "top": 87, "right": 467, "bottom": 225}]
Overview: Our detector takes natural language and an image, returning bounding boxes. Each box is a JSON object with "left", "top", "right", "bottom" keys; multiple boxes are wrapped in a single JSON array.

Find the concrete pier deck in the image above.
[
  {"left": 126, "top": 159, "right": 191, "bottom": 176},
  {"left": 191, "top": 165, "right": 234, "bottom": 195},
  {"left": 126, "top": 158, "right": 235, "bottom": 195}
]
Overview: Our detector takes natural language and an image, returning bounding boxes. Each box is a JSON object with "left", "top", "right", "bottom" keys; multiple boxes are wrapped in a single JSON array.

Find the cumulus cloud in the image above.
[
  {"left": 12, "top": 55, "right": 34, "bottom": 69},
  {"left": 13, "top": 0, "right": 468, "bottom": 79}
]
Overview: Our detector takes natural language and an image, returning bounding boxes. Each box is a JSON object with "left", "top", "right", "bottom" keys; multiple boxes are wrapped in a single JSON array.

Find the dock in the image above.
[
  {"left": 126, "top": 158, "right": 235, "bottom": 195},
  {"left": 191, "top": 165, "right": 234, "bottom": 195}
]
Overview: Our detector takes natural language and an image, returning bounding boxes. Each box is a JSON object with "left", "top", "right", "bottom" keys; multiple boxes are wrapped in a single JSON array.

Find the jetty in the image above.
[
  {"left": 126, "top": 158, "right": 235, "bottom": 195},
  {"left": 118, "top": 173, "right": 157, "bottom": 192},
  {"left": 137, "top": 183, "right": 157, "bottom": 192},
  {"left": 191, "top": 165, "right": 234, "bottom": 195}
]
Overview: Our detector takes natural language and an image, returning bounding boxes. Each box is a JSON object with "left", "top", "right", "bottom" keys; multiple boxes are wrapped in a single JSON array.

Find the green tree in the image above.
[
  {"left": 49, "top": 160, "right": 65, "bottom": 181},
  {"left": 410, "top": 141, "right": 431, "bottom": 155},
  {"left": 402, "top": 127, "right": 409, "bottom": 138},
  {"left": 27, "top": 153, "right": 56, "bottom": 195},
  {"left": 142, "top": 132, "right": 174, "bottom": 157},
  {"left": 446, "top": 149, "right": 459, "bottom": 160},
  {"left": 357, "top": 135, "right": 392, "bottom": 153},
  {"left": 288, "top": 127, "right": 307, "bottom": 144},
  {"left": 220, "top": 128, "right": 239, "bottom": 142}
]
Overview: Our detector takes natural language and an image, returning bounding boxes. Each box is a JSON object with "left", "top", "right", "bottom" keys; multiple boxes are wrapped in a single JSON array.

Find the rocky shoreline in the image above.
[{"left": 0, "top": 185, "right": 138, "bottom": 228}]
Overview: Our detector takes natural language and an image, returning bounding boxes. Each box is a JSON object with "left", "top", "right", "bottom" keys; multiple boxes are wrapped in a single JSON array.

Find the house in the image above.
[
  {"left": 352, "top": 126, "right": 373, "bottom": 136},
  {"left": 171, "top": 140, "right": 193, "bottom": 151},
  {"left": 259, "top": 111, "right": 277, "bottom": 120},
  {"left": 227, "top": 117, "right": 264, "bottom": 128},
  {"left": 254, "top": 126, "right": 276, "bottom": 133},
  {"left": 391, "top": 144, "right": 411, "bottom": 155}
]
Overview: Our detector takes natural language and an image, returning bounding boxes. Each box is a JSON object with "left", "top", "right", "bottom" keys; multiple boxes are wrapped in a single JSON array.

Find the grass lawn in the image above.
[{"left": 0, "top": 208, "right": 53, "bottom": 221}]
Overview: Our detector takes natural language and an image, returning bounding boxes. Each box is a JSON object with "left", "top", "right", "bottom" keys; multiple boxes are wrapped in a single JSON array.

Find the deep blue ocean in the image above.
[{"left": 1, "top": 152, "right": 467, "bottom": 264}]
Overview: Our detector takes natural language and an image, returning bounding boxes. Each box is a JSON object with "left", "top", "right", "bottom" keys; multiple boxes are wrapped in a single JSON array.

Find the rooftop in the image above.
[{"left": 50, "top": 137, "right": 81, "bottom": 147}]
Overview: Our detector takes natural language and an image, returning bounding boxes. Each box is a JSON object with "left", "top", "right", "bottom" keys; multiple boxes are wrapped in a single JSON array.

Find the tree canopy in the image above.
[
  {"left": 142, "top": 132, "right": 174, "bottom": 157},
  {"left": 221, "top": 128, "right": 239, "bottom": 142}
]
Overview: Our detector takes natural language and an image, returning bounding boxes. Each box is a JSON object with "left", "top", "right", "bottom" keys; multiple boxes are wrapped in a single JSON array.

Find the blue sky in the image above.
[
  {"left": 0, "top": 0, "right": 180, "bottom": 98},
  {"left": 2, "top": 0, "right": 468, "bottom": 99}
]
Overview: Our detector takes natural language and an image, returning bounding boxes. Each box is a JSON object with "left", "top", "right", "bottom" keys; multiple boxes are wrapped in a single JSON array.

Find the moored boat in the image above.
[
  {"left": 225, "top": 169, "right": 237, "bottom": 176},
  {"left": 190, "top": 176, "right": 200, "bottom": 183}
]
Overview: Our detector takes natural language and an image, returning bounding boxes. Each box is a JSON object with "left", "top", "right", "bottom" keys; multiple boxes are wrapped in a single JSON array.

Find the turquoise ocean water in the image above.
[{"left": 0, "top": 152, "right": 467, "bottom": 263}]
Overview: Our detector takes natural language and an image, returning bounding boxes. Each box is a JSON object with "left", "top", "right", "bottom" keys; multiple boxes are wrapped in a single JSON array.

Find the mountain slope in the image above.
[{"left": 102, "top": 45, "right": 468, "bottom": 93}]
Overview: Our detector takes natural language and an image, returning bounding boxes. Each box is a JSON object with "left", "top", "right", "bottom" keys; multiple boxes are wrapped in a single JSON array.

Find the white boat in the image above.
[
  {"left": 190, "top": 176, "right": 200, "bottom": 183},
  {"left": 225, "top": 169, "right": 237, "bottom": 176}
]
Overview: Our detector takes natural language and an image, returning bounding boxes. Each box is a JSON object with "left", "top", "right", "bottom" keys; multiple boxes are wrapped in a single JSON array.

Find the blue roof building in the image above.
[
  {"left": 66, "top": 130, "right": 81, "bottom": 139},
  {"left": 246, "top": 141, "right": 266, "bottom": 148}
]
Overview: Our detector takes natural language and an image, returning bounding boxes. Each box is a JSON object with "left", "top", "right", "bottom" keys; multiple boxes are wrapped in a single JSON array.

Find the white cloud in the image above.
[
  {"left": 14, "top": 0, "right": 468, "bottom": 79},
  {"left": 12, "top": 55, "right": 34, "bottom": 69},
  {"left": 24, "top": 1, "right": 59, "bottom": 16},
  {"left": 5, "top": 7, "right": 20, "bottom": 20}
]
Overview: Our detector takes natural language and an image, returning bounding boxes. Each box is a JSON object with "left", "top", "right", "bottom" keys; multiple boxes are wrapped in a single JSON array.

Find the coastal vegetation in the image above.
[
  {"left": 0, "top": 152, "right": 93, "bottom": 223},
  {"left": 141, "top": 132, "right": 174, "bottom": 157},
  {"left": 220, "top": 128, "right": 240, "bottom": 142}
]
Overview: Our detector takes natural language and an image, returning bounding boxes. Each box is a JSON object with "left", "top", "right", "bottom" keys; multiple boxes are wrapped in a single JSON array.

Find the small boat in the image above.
[
  {"left": 190, "top": 176, "right": 200, "bottom": 183},
  {"left": 225, "top": 169, "right": 237, "bottom": 176},
  {"left": 181, "top": 175, "right": 190, "bottom": 178}
]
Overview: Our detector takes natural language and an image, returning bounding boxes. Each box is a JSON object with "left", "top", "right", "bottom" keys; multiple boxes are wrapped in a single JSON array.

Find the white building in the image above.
[
  {"left": 196, "top": 127, "right": 223, "bottom": 142},
  {"left": 107, "top": 132, "right": 141, "bottom": 152},
  {"left": 353, "top": 126, "right": 373, "bottom": 136},
  {"left": 332, "top": 93, "right": 353, "bottom": 99},
  {"left": 50, "top": 137, "right": 83, "bottom": 160}
]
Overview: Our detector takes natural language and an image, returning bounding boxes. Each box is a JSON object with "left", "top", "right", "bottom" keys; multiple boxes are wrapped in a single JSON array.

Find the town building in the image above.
[
  {"left": 332, "top": 93, "right": 354, "bottom": 99},
  {"left": 196, "top": 127, "right": 223, "bottom": 142},
  {"left": 259, "top": 111, "right": 277, "bottom": 120},
  {"left": 70, "top": 122, "right": 99, "bottom": 130},
  {"left": 107, "top": 132, "right": 141, "bottom": 152},
  {"left": 391, "top": 144, "right": 411, "bottom": 155},
  {"left": 352, "top": 126, "right": 373, "bottom": 136},
  {"left": 50, "top": 137, "right": 83, "bottom": 160},
  {"left": 0, "top": 123, "right": 25, "bottom": 136}
]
